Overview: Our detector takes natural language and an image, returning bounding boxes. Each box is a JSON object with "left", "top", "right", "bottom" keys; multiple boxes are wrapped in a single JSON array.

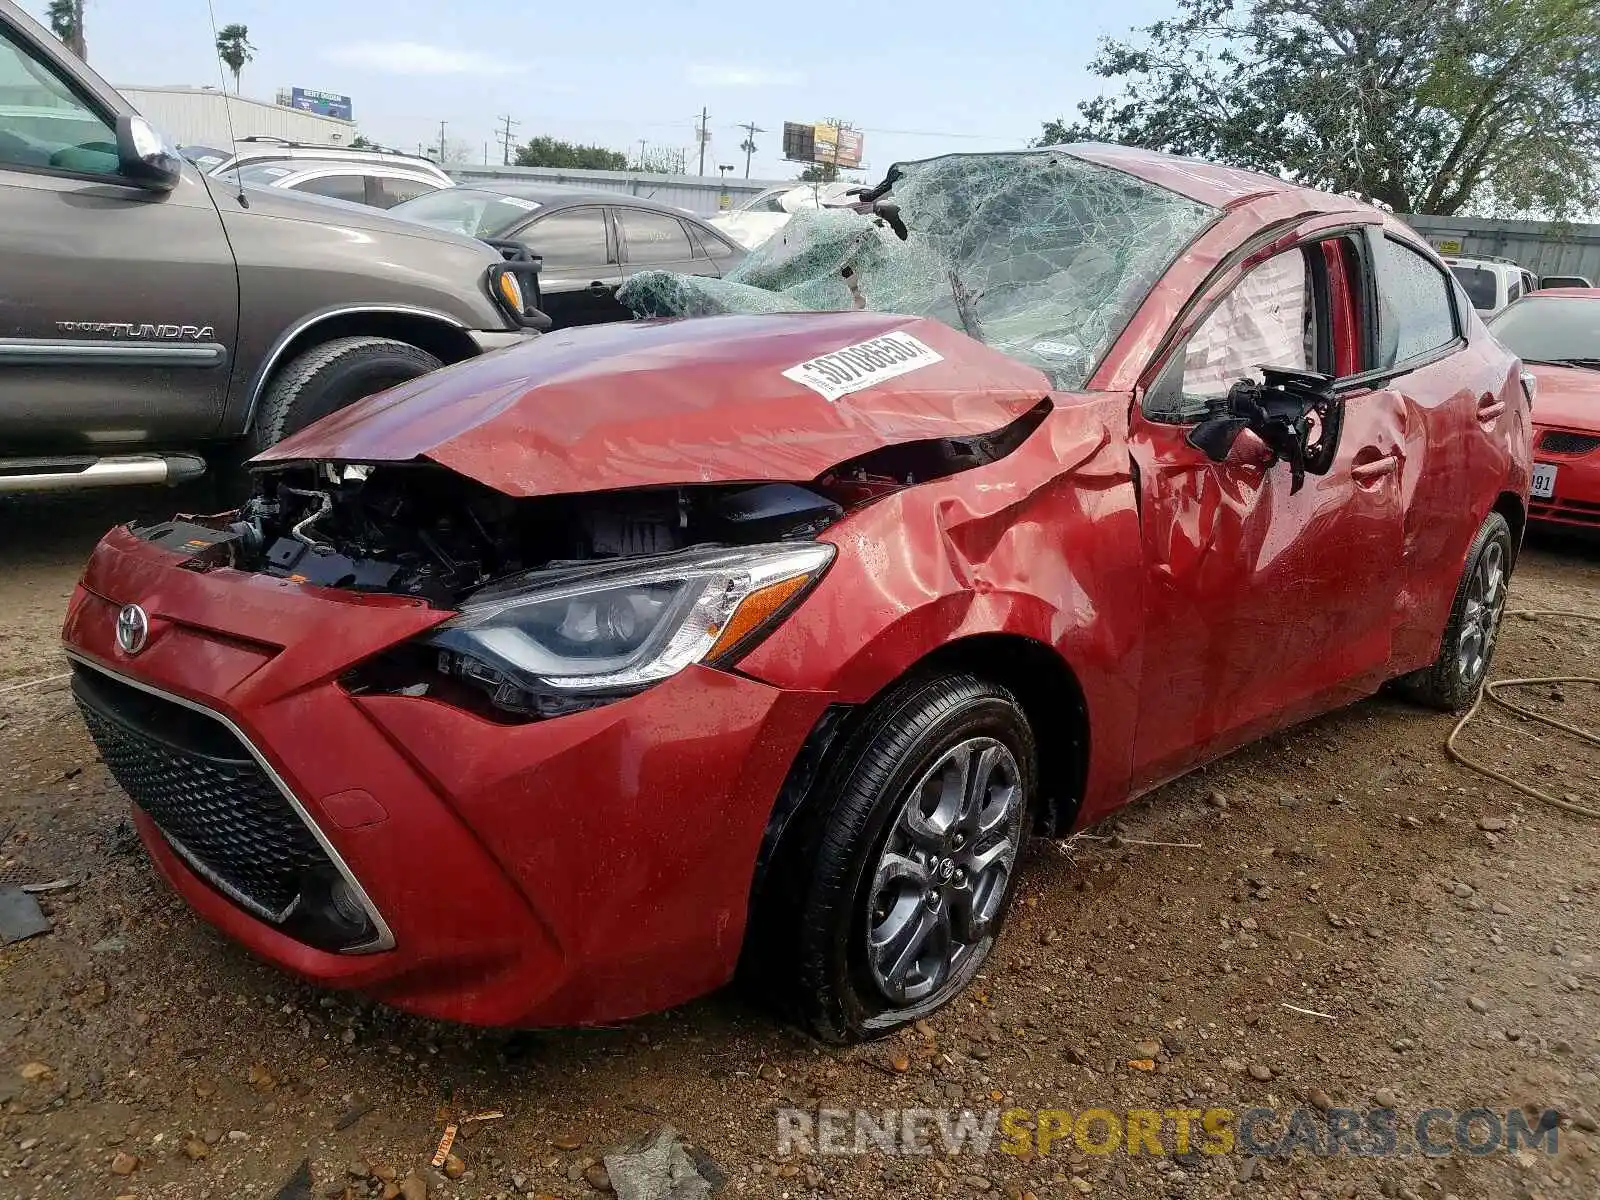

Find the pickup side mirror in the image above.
[{"left": 115, "top": 114, "right": 183, "bottom": 193}]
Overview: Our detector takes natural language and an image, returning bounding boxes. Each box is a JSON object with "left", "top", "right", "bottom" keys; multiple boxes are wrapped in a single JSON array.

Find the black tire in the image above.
[
  {"left": 247, "top": 337, "right": 442, "bottom": 454},
  {"left": 763, "top": 673, "right": 1037, "bottom": 1043},
  {"left": 1398, "top": 512, "right": 1513, "bottom": 712}
]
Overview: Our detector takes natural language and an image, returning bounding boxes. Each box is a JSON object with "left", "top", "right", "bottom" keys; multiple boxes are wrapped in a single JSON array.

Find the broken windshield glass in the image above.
[{"left": 619, "top": 149, "right": 1219, "bottom": 389}]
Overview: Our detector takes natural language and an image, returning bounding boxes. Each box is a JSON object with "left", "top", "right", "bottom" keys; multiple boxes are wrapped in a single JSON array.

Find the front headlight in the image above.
[
  {"left": 426, "top": 541, "right": 834, "bottom": 713},
  {"left": 493, "top": 269, "right": 525, "bottom": 315}
]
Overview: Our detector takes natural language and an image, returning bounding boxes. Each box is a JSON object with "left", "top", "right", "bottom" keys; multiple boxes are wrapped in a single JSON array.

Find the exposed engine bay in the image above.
[{"left": 136, "top": 464, "right": 844, "bottom": 607}]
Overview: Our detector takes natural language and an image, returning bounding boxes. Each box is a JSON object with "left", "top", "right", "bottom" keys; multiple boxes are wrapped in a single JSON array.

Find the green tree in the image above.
[
  {"left": 513, "top": 136, "right": 628, "bottom": 170},
  {"left": 214, "top": 23, "right": 256, "bottom": 95},
  {"left": 46, "top": 0, "right": 86, "bottom": 59},
  {"left": 349, "top": 134, "right": 377, "bottom": 150},
  {"left": 1041, "top": 0, "right": 1600, "bottom": 217},
  {"left": 798, "top": 162, "right": 839, "bottom": 183}
]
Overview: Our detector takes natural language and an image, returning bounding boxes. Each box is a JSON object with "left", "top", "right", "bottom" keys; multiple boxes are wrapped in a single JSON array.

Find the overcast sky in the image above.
[{"left": 30, "top": 0, "right": 1174, "bottom": 179}]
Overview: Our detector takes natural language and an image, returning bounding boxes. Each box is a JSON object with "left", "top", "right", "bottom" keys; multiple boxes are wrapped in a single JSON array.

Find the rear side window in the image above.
[
  {"left": 1375, "top": 237, "right": 1458, "bottom": 368},
  {"left": 1507, "top": 279, "right": 1522, "bottom": 304},
  {"left": 295, "top": 173, "right": 366, "bottom": 204},
  {"left": 372, "top": 176, "right": 438, "bottom": 208},
  {"left": 693, "top": 226, "right": 738, "bottom": 263},
  {"left": 1448, "top": 264, "right": 1497, "bottom": 311},
  {"left": 618, "top": 209, "right": 695, "bottom": 265}
]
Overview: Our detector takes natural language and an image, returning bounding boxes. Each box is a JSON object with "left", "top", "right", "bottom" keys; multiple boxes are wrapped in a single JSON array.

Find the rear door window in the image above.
[
  {"left": 370, "top": 175, "right": 439, "bottom": 208},
  {"left": 1375, "top": 237, "right": 1460, "bottom": 368},
  {"left": 294, "top": 173, "right": 367, "bottom": 204},
  {"left": 617, "top": 208, "right": 695, "bottom": 265}
]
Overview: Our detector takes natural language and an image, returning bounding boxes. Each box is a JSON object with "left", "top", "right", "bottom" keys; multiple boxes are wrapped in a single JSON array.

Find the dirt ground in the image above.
[{"left": 1, "top": 489, "right": 1596, "bottom": 1200}]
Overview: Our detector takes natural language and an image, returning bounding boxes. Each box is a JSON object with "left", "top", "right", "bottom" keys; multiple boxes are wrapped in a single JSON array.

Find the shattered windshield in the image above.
[{"left": 620, "top": 149, "right": 1218, "bottom": 389}]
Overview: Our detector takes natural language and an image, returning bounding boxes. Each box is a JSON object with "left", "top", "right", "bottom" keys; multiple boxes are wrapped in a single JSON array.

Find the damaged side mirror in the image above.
[{"left": 1186, "top": 367, "right": 1344, "bottom": 494}]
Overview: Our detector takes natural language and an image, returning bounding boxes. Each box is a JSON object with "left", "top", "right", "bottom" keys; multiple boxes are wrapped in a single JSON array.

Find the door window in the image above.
[
  {"left": 0, "top": 22, "right": 118, "bottom": 175},
  {"left": 294, "top": 173, "right": 367, "bottom": 204},
  {"left": 521, "top": 208, "right": 610, "bottom": 269},
  {"left": 618, "top": 208, "right": 694, "bottom": 265},
  {"left": 1507, "top": 279, "right": 1522, "bottom": 305},
  {"left": 1373, "top": 236, "right": 1459, "bottom": 368},
  {"left": 371, "top": 175, "right": 438, "bottom": 208},
  {"left": 1145, "top": 248, "right": 1318, "bottom": 421}
]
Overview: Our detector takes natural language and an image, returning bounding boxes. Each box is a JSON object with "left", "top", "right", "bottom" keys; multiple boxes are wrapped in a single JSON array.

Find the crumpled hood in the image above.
[
  {"left": 256, "top": 311, "right": 1052, "bottom": 497},
  {"left": 1526, "top": 362, "right": 1600, "bottom": 432}
]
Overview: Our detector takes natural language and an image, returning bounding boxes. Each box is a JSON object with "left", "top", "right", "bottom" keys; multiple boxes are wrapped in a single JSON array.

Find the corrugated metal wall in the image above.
[
  {"left": 122, "top": 87, "right": 358, "bottom": 150},
  {"left": 451, "top": 164, "right": 796, "bottom": 217},
  {"left": 1404, "top": 214, "right": 1600, "bottom": 283}
]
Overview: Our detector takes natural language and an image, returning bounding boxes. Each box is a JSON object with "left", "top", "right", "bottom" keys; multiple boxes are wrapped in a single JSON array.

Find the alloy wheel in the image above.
[
  {"left": 1456, "top": 539, "right": 1506, "bottom": 686},
  {"left": 865, "top": 736, "right": 1024, "bottom": 1008}
]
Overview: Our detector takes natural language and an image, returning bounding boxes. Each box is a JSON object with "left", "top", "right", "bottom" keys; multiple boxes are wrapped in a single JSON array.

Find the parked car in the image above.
[
  {"left": 1489, "top": 287, "right": 1600, "bottom": 530},
  {"left": 224, "top": 156, "right": 448, "bottom": 210},
  {"left": 209, "top": 137, "right": 454, "bottom": 189},
  {"left": 390, "top": 184, "right": 745, "bottom": 328},
  {"left": 1444, "top": 254, "right": 1539, "bottom": 315},
  {"left": 63, "top": 145, "right": 1530, "bottom": 1041},
  {"left": 1539, "top": 274, "right": 1595, "bottom": 290},
  {"left": 709, "top": 181, "right": 861, "bottom": 249},
  {"left": 0, "top": 0, "right": 540, "bottom": 494}
]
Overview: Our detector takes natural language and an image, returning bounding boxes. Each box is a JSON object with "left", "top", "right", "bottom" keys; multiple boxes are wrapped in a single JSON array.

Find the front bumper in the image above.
[
  {"left": 63, "top": 527, "right": 831, "bottom": 1026},
  {"left": 1530, "top": 424, "right": 1600, "bottom": 530}
]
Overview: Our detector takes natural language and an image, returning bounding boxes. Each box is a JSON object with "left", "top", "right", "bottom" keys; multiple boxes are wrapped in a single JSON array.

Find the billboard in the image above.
[
  {"left": 782, "top": 120, "right": 863, "bottom": 168},
  {"left": 283, "top": 87, "right": 353, "bottom": 122}
]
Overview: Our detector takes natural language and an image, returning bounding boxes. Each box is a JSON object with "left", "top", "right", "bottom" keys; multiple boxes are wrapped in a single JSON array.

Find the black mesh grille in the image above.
[
  {"left": 1539, "top": 430, "right": 1600, "bottom": 455},
  {"left": 73, "top": 667, "right": 331, "bottom": 922}
]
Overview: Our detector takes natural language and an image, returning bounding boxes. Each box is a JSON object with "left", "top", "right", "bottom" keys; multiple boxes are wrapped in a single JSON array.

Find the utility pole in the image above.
[
  {"left": 637, "top": 139, "right": 647, "bottom": 169},
  {"left": 696, "top": 107, "right": 709, "bottom": 177},
  {"left": 737, "top": 121, "right": 764, "bottom": 178},
  {"left": 437, "top": 120, "right": 447, "bottom": 163},
  {"left": 497, "top": 115, "right": 520, "bottom": 166}
]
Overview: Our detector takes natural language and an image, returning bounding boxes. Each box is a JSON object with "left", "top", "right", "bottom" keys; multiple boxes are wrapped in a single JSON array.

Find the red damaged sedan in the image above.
[
  {"left": 63, "top": 147, "right": 1531, "bottom": 1041},
  {"left": 1488, "top": 287, "right": 1600, "bottom": 531}
]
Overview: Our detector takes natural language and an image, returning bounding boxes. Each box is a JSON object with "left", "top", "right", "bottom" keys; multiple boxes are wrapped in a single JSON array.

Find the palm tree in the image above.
[
  {"left": 46, "top": 0, "right": 86, "bottom": 59},
  {"left": 215, "top": 24, "right": 256, "bottom": 95}
]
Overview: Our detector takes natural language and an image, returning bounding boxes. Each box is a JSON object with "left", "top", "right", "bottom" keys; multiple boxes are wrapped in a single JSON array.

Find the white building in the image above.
[{"left": 119, "top": 86, "right": 356, "bottom": 151}]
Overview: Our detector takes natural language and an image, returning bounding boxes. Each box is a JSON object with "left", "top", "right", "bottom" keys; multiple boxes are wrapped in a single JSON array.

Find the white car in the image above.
[
  {"left": 710, "top": 182, "right": 860, "bottom": 249},
  {"left": 1444, "top": 254, "right": 1539, "bottom": 315}
]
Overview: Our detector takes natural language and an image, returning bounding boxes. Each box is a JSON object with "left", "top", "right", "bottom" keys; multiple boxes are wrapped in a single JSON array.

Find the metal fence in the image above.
[
  {"left": 449, "top": 164, "right": 796, "bottom": 217},
  {"left": 1403, "top": 214, "right": 1600, "bottom": 283}
]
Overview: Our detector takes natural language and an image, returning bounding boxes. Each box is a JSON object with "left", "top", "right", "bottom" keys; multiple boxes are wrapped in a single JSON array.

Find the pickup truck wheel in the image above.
[
  {"left": 1397, "top": 511, "right": 1513, "bottom": 712},
  {"left": 248, "top": 337, "right": 442, "bottom": 453},
  {"left": 765, "top": 674, "right": 1036, "bottom": 1042}
]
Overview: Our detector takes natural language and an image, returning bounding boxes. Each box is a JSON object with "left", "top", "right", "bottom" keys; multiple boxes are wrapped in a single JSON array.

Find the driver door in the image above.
[
  {"left": 1125, "top": 229, "right": 1407, "bottom": 792},
  {"left": 0, "top": 13, "right": 236, "bottom": 446}
]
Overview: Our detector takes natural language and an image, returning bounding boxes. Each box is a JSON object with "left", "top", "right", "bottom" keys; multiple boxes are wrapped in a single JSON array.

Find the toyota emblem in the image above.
[{"left": 116, "top": 604, "right": 149, "bottom": 655}]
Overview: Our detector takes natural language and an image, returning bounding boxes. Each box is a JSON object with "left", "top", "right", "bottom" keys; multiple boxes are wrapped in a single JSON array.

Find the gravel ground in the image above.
[{"left": 1, "top": 490, "right": 1596, "bottom": 1200}]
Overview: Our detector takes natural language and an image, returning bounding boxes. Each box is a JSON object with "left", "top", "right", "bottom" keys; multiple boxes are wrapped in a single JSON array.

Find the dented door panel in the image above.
[{"left": 1125, "top": 386, "right": 1406, "bottom": 793}]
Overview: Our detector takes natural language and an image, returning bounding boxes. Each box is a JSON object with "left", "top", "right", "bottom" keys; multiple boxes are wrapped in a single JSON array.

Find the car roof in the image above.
[
  {"left": 239, "top": 158, "right": 443, "bottom": 179},
  {"left": 450, "top": 182, "right": 704, "bottom": 219},
  {"left": 1527, "top": 287, "right": 1600, "bottom": 299},
  {"left": 1040, "top": 143, "right": 1363, "bottom": 213}
]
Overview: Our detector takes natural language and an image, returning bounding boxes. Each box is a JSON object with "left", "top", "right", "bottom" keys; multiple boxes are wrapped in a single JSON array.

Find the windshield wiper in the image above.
[{"left": 1524, "top": 356, "right": 1600, "bottom": 371}]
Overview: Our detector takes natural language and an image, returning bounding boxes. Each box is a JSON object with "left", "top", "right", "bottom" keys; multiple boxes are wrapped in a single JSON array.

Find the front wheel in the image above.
[
  {"left": 1399, "top": 511, "right": 1513, "bottom": 712},
  {"left": 771, "top": 674, "right": 1036, "bottom": 1042},
  {"left": 247, "top": 337, "right": 442, "bottom": 455}
]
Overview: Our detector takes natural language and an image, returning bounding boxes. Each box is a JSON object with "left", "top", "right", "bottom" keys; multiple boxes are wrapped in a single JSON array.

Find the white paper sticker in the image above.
[
  {"left": 782, "top": 332, "right": 944, "bottom": 401},
  {"left": 498, "top": 196, "right": 541, "bottom": 212}
]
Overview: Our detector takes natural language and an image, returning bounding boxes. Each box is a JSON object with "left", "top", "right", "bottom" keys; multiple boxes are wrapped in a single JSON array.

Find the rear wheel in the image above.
[
  {"left": 765, "top": 674, "right": 1036, "bottom": 1042},
  {"left": 1399, "top": 512, "right": 1512, "bottom": 711},
  {"left": 247, "top": 336, "right": 442, "bottom": 455}
]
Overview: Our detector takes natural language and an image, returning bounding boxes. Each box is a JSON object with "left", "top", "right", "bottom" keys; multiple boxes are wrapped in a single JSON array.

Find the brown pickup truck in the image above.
[{"left": 0, "top": 0, "right": 542, "bottom": 494}]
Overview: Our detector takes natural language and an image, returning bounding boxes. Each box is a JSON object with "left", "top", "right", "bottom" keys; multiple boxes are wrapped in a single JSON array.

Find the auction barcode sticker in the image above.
[{"left": 782, "top": 332, "right": 944, "bottom": 402}]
